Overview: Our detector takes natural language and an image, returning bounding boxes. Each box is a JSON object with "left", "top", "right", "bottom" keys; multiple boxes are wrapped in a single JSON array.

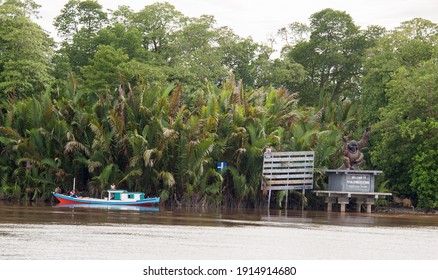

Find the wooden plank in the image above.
[
  {"left": 263, "top": 173, "right": 314, "bottom": 179},
  {"left": 263, "top": 157, "right": 314, "bottom": 162},
  {"left": 263, "top": 157, "right": 313, "bottom": 163},
  {"left": 263, "top": 157, "right": 315, "bottom": 163},
  {"left": 268, "top": 185, "right": 314, "bottom": 190},
  {"left": 262, "top": 162, "right": 314, "bottom": 168},
  {"left": 267, "top": 179, "right": 314, "bottom": 185},
  {"left": 263, "top": 169, "right": 313, "bottom": 174},
  {"left": 263, "top": 168, "right": 315, "bottom": 174},
  {"left": 263, "top": 155, "right": 313, "bottom": 161},
  {"left": 265, "top": 151, "right": 314, "bottom": 156}
]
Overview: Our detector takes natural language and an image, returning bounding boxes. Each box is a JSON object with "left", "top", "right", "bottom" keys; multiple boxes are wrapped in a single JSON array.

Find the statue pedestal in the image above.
[
  {"left": 314, "top": 169, "right": 391, "bottom": 213},
  {"left": 326, "top": 169, "right": 382, "bottom": 192}
]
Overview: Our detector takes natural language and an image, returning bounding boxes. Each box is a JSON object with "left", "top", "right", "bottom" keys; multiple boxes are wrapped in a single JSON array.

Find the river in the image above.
[{"left": 0, "top": 202, "right": 437, "bottom": 260}]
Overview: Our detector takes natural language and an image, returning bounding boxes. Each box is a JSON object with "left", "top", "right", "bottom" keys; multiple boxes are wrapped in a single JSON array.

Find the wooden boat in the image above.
[
  {"left": 54, "top": 203, "right": 159, "bottom": 212},
  {"left": 53, "top": 189, "right": 160, "bottom": 206}
]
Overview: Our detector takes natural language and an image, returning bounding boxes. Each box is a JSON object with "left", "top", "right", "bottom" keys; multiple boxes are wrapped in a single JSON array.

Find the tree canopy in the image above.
[{"left": 0, "top": 0, "right": 53, "bottom": 98}]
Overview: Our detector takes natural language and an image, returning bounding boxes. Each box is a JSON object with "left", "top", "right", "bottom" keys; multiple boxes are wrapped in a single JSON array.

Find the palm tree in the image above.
[{"left": 0, "top": 89, "right": 74, "bottom": 200}]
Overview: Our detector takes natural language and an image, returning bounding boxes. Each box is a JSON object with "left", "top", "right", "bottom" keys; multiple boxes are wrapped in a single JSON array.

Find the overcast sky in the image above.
[{"left": 35, "top": 0, "right": 438, "bottom": 43}]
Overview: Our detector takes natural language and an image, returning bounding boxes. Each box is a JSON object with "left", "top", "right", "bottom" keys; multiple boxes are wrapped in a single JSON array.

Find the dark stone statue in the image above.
[{"left": 339, "top": 127, "right": 371, "bottom": 170}]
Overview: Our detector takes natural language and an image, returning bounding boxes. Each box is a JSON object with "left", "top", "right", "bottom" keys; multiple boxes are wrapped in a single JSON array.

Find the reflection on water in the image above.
[
  {"left": 0, "top": 200, "right": 437, "bottom": 228},
  {"left": 0, "top": 201, "right": 437, "bottom": 259}
]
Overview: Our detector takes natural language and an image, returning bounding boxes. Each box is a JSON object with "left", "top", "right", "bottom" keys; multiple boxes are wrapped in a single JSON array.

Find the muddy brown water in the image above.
[{"left": 0, "top": 202, "right": 437, "bottom": 259}]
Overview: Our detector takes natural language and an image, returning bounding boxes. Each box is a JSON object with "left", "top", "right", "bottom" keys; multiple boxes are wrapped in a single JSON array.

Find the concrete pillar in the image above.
[
  {"left": 338, "top": 197, "right": 349, "bottom": 212},
  {"left": 340, "top": 203, "right": 347, "bottom": 212},
  {"left": 355, "top": 198, "right": 366, "bottom": 213},
  {"left": 325, "top": 197, "right": 336, "bottom": 212},
  {"left": 365, "top": 198, "right": 375, "bottom": 213}
]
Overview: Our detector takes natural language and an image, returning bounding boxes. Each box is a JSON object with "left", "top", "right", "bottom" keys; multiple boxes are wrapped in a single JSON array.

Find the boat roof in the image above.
[{"left": 106, "top": 189, "right": 144, "bottom": 194}]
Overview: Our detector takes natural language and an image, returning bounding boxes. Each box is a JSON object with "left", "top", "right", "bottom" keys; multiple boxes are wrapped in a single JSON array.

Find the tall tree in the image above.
[
  {"left": 93, "top": 23, "right": 145, "bottom": 60},
  {"left": 166, "top": 15, "right": 228, "bottom": 86},
  {"left": 80, "top": 45, "right": 129, "bottom": 94},
  {"left": 284, "top": 9, "right": 370, "bottom": 106},
  {"left": 372, "top": 59, "right": 437, "bottom": 207},
  {"left": 220, "top": 34, "right": 263, "bottom": 87},
  {"left": 53, "top": 0, "right": 108, "bottom": 74},
  {"left": 277, "top": 21, "right": 311, "bottom": 46},
  {"left": 131, "top": 2, "right": 184, "bottom": 53},
  {"left": 364, "top": 18, "right": 438, "bottom": 207},
  {"left": 54, "top": 0, "right": 108, "bottom": 41},
  {"left": 0, "top": 0, "right": 53, "bottom": 98},
  {"left": 361, "top": 18, "right": 436, "bottom": 126}
]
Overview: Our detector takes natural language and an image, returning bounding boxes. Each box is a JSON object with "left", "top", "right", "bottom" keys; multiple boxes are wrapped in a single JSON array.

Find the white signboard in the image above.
[{"left": 346, "top": 174, "right": 371, "bottom": 192}]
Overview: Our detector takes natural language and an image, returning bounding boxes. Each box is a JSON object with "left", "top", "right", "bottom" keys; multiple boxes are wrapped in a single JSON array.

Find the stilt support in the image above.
[
  {"left": 325, "top": 197, "right": 336, "bottom": 212},
  {"left": 315, "top": 191, "right": 391, "bottom": 213},
  {"left": 337, "top": 197, "right": 350, "bottom": 212},
  {"left": 285, "top": 190, "right": 288, "bottom": 209},
  {"left": 268, "top": 189, "right": 272, "bottom": 209}
]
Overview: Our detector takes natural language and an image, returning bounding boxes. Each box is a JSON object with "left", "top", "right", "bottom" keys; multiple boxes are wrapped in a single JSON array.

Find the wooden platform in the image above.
[{"left": 314, "top": 190, "right": 392, "bottom": 213}]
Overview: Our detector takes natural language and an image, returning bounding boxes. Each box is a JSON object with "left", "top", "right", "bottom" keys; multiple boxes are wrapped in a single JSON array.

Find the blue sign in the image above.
[{"left": 216, "top": 162, "right": 227, "bottom": 173}]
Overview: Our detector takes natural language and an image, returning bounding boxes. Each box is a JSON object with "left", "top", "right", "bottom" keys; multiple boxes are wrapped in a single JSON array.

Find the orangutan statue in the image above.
[{"left": 339, "top": 127, "right": 371, "bottom": 170}]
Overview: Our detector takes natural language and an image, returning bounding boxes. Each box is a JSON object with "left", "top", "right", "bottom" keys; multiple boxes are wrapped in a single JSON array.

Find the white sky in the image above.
[{"left": 36, "top": 0, "right": 438, "bottom": 44}]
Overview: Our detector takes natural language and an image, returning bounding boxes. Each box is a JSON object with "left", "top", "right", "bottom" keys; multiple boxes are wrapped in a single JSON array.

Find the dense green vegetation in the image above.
[{"left": 0, "top": 0, "right": 437, "bottom": 209}]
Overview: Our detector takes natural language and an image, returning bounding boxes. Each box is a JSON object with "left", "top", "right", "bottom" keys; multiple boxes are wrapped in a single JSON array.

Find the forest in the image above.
[{"left": 0, "top": 0, "right": 437, "bottom": 209}]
